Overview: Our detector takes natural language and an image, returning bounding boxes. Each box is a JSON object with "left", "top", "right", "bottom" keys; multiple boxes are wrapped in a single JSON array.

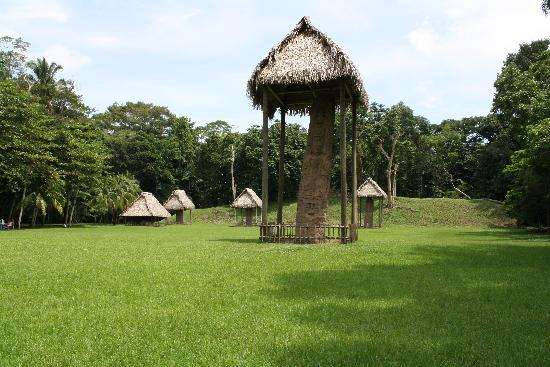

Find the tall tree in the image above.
[
  {"left": 27, "top": 57, "right": 63, "bottom": 109},
  {"left": 0, "top": 80, "right": 57, "bottom": 227}
]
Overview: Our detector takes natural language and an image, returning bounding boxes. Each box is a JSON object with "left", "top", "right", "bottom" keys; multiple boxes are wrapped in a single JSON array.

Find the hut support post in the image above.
[
  {"left": 261, "top": 89, "right": 269, "bottom": 226},
  {"left": 277, "top": 108, "right": 286, "bottom": 224},
  {"left": 351, "top": 98, "right": 358, "bottom": 240},
  {"left": 339, "top": 83, "right": 348, "bottom": 241}
]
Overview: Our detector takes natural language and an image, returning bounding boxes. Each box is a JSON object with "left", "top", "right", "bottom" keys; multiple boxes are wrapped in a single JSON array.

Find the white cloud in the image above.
[
  {"left": 41, "top": 45, "right": 90, "bottom": 72},
  {"left": 87, "top": 36, "right": 120, "bottom": 48},
  {"left": 1, "top": 0, "right": 68, "bottom": 22},
  {"left": 407, "top": 23, "right": 439, "bottom": 53}
]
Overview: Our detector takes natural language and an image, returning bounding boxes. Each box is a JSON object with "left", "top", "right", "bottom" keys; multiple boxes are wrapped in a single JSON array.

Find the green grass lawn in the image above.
[{"left": 1, "top": 223, "right": 549, "bottom": 366}]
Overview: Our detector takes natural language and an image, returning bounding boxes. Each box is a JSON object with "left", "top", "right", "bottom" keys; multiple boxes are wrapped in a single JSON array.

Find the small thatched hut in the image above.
[
  {"left": 231, "top": 188, "right": 262, "bottom": 226},
  {"left": 247, "top": 16, "right": 367, "bottom": 243},
  {"left": 164, "top": 189, "right": 195, "bottom": 224},
  {"left": 120, "top": 192, "right": 171, "bottom": 225},
  {"left": 357, "top": 178, "right": 387, "bottom": 228}
]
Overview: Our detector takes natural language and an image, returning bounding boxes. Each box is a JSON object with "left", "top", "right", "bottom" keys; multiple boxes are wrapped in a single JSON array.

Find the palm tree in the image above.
[{"left": 26, "top": 57, "right": 62, "bottom": 109}]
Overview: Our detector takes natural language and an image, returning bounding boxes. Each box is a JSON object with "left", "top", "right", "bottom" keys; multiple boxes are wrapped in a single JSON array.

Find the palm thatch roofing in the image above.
[
  {"left": 120, "top": 192, "right": 171, "bottom": 218},
  {"left": 357, "top": 178, "right": 387, "bottom": 198},
  {"left": 231, "top": 188, "right": 262, "bottom": 209},
  {"left": 164, "top": 189, "right": 195, "bottom": 211},
  {"left": 247, "top": 16, "right": 368, "bottom": 117}
]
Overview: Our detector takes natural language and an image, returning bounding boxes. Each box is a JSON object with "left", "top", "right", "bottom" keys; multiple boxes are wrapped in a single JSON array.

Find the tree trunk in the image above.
[
  {"left": 32, "top": 207, "right": 37, "bottom": 227},
  {"left": 296, "top": 93, "right": 335, "bottom": 241},
  {"left": 7, "top": 196, "right": 15, "bottom": 221},
  {"left": 230, "top": 144, "right": 236, "bottom": 200},
  {"left": 69, "top": 198, "right": 76, "bottom": 227},
  {"left": 64, "top": 198, "right": 70, "bottom": 225},
  {"left": 386, "top": 166, "right": 393, "bottom": 207},
  {"left": 17, "top": 186, "right": 27, "bottom": 229},
  {"left": 391, "top": 163, "right": 398, "bottom": 198}
]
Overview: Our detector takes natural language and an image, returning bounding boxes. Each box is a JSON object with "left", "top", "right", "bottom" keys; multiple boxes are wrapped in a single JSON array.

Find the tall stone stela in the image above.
[{"left": 295, "top": 94, "right": 335, "bottom": 240}]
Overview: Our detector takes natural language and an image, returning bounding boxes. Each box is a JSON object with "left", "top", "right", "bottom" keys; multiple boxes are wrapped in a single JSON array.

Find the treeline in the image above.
[{"left": 1, "top": 36, "right": 549, "bottom": 227}]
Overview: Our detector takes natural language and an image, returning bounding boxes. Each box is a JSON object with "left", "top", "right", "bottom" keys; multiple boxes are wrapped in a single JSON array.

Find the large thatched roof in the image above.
[
  {"left": 247, "top": 16, "right": 368, "bottom": 117},
  {"left": 120, "top": 192, "right": 171, "bottom": 218},
  {"left": 164, "top": 189, "right": 195, "bottom": 211},
  {"left": 231, "top": 188, "right": 262, "bottom": 209},
  {"left": 357, "top": 178, "right": 387, "bottom": 198}
]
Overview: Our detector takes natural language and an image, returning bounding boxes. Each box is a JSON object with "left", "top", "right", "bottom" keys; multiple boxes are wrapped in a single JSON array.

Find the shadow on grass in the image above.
[
  {"left": 266, "top": 241, "right": 550, "bottom": 366},
  {"left": 456, "top": 228, "right": 550, "bottom": 242}
]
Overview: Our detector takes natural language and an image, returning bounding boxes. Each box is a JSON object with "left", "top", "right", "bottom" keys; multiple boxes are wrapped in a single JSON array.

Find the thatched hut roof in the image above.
[
  {"left": 120, "top": 192, "right": 171, "bottom": 218},
  {"left": 247, "top": 16, "right": 368, "bottom": 117},
  {"left": 164, "top": 189, "right": 195, "bottom": 211},
  {"left": 231, "top": 188, "right": 262, "bottom": 209},
  {"left": 357, "top": 178, "right": 387, "bottom": 198}
]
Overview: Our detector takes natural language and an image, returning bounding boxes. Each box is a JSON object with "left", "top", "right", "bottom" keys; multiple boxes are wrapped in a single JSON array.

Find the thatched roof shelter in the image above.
[
  {"left": 247, "top": 16, "right": 368, "bottom": 118},
  {"left": 357, "top": 178, "right": 387, "bottom": 198},
  {"left": 231, "top": 188, "right": 262, "bottom": 209},
  {"left": 164, "top": 189, "right": 195, "bottom": 211},
  {"left": 120, "top": 192, "right": 171, "bottom": 219}
]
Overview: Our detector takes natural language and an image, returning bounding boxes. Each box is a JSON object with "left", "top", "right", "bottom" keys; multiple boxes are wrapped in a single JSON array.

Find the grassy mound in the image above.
[{"left": 192, "top": 197, "right": 513, "bottom": 227}]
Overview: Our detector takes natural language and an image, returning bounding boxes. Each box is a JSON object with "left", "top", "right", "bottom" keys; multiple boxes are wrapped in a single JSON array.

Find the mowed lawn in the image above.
[{"left": 1, "top": 224, "right": 549, "bottom": 366}]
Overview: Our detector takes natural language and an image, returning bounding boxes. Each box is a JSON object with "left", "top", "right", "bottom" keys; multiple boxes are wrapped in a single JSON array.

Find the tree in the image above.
[
  {"left": 370, "top": 102, "right": 416, "bottom": 207},
  {"left": 86, "top": 174, "right": 141, "bottom": 223},
  {"left": 0, "top": 36, "right": 29, "bottom": 82},
  {"left": 505, "top": 119, "right": 550, "bottom": 226},
  {"left": 543, "top": 0, "right": 550, "bottom": 15},
  {"left": 95, "top": 102, "right": 197, "bottom": 200},
  {"left": 27, "top": 57, "right": 63, "bottom": 109},
  {"left": 486, "top": 39, "right": 550, "bottom": 200},
  {"left": 0, "top": 80, "right": 57, "bottom": 227}
]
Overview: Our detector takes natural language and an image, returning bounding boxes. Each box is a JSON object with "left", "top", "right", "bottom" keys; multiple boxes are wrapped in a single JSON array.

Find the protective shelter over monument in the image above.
[{"left": 247, "top": 16, "right": 368, "bottom": 243}]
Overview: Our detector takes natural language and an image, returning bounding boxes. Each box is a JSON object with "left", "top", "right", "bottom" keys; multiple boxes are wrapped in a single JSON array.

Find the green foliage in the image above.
[
  {"left": 0, "top": 36, "right": 29, "bottom": 81},
  {"left": 86, "top": 174, "right": 141, "bottom": 222},
  {"left": 505, "top": 119, "right": 550, "bottom": 226},
  {"left": 95, "top": 102, "right": 197, "bottom": 200},
  {"left": 0, "top": 224, "right": 548, "bottom": 365},
  {"left": 0, "top": 80, "right": 56, "bottom": 193}
]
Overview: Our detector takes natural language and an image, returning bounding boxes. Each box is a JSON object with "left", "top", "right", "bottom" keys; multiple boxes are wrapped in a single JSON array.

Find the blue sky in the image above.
[{"left": 1, "top": 0, "right": 549, "bottom": 130}]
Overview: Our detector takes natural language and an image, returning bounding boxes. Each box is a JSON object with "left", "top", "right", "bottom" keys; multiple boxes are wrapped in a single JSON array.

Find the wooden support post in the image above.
[
  {"left": 339, "top": 83, "right": 347, "bottom": 236},
  {"left": 261, "top": 89, "right": 269, "bottom": 226},
  {"left": 277, "top": 108, "right": 286, "bottom": 224},
  {"left": 351, "top": 98, "right": 358, "bottom": 237}
]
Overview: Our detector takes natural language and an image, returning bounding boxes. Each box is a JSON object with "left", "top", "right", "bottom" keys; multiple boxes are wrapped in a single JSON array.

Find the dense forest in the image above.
[{"left": 1, "top": 33, "right": 549, "bottom": 227}]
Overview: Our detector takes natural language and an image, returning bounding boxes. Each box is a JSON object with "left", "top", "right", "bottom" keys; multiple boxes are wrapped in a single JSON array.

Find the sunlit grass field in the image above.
[{"left": 1, "top": 223, "right": 549, "bottom": 366}]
